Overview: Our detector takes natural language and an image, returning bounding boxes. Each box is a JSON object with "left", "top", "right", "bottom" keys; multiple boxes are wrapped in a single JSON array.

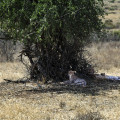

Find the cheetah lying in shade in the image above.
[{"left": 63, "top": 70, "right": 86, "bottom": 87}]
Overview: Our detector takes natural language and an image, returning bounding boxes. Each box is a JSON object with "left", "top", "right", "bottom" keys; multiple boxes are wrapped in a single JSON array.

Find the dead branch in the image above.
[{"left": 4, "top": 79, "right": 29, "bottom": 84}]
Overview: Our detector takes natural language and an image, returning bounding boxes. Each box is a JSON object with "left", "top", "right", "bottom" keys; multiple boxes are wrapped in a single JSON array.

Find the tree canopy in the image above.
[
  {"left": 0, "top": 0, "right": 104, "bottom": 42},
  {"left": 0, "top": 0, "right": 104, "bottom": 81}
]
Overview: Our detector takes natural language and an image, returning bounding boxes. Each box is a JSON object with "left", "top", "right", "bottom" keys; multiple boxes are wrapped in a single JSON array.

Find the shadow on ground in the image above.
[
  {"left": 25, "top": 80, "right": 120, "bottom": 96},
  {"left": 0, "top": 79, "right": 120, "bottom": 98}
]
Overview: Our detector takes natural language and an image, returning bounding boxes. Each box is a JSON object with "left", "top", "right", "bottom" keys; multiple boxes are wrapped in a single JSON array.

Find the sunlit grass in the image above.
[
  {"left": 86, "top": 41, "right": 120, "bottom": 76},
  {"left": 0, "top": 62, "right": 27, "bottom": 82},
  {"left": 0, "top": 88, "right": 120, "bottom": 120}
]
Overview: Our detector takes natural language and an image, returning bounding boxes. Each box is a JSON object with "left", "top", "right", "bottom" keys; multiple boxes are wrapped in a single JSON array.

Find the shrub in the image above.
[
  {"left": 110, "top": 0, "right": 115, "bottom": 3},
  {"left": 113, "top": 30, "right": 120, "bottom": 38},
  {"left": 115, "top": 22, "right": 120, "bottom": 28},
  {"left": 74, "top": 112, "right": 104, "bottom": 120},
  {"left": 104, "top": 19, "right": 115, "bottom": 29}
]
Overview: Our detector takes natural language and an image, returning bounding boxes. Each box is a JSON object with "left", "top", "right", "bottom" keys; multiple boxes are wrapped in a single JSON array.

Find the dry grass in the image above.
[
  {"left": 103, "top": 0, "right": 120, "bottom": 30},
  {"left": 104, "top": 13, "right": 120, "bottom": 25},
  {"left": 0, "top": 41, "right": 120, "bottom": 120},
  {"left": 0, "top": 81, "right": 120, "bottom": 120},
  {"left": 0, "top": 62, "right": 27, "bottom": 83},
  {"left": 86, "top": 41, "right": 120, "bottom": 76}
]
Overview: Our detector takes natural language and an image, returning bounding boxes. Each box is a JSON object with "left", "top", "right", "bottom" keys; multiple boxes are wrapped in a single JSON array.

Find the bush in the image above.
[
  {"left": 113, "top": 30, "right": 120, "bottom": 38},
  {"left": 110, "top": 5, "right": 118, "bottom": 10},
  {"left": 90, "top": 30, "right": 120, "bottom": 42},
  {"left": 21, "top": 40, "right": 94, "bottom": 82},
  {"left": 0, "top": 39, "right": 22, "bottom": 62},
  {"left": 0, "top": 31, "right": 22, "bottom": 62},
  {"left": 115, "top": 22, "right": 120, "bottom": 28},
  {"left": 104, "top": 19, "right": 115, "bottom": 29},
  {"left": 110, "top": 0, "right": 115, "bottom": 3},
  {"left": 74, "top": 112, "right": 104, "bottom": 120}
]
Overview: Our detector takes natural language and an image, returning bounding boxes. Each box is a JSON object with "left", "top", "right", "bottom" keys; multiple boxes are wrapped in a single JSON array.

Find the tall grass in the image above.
[{"left": 86, "top": 41, "right": 120, "bottom": 75}]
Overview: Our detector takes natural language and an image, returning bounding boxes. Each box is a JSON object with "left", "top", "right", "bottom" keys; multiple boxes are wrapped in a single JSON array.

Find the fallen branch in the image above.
[{"left": 3, "top": 79, "right": 29, "bottom": 84}]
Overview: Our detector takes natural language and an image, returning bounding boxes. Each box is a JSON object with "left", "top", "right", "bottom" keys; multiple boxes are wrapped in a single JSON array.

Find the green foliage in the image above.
[
  {"left": 110, "top": 0, "right": 115, "bottom": 3},
  {"left": 109, "top": 5, "right": 118, "bottom": 10},
  {"left": 113, "top": 30, "right": 120, "bottom": 38},
  {"left": 0, "top": 0, "right": 104, "bottom": 81},
  {"left": 0, "top": 0, "right": 104, "bottom": 44}
]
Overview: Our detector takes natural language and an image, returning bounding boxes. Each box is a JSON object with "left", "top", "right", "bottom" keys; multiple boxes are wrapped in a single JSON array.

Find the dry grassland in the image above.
[
  {"left": 104, "top": 0, "right": 120, "bottom": 25},
  {"left": 0, "top": 81, "right": 120, "bottom": 120},
  {"left": 0, "top": 41, "right": 120, "bottom": 120},
  {"left": 86, "top": 41, "right": 120, "bottom": 76},
  {"left": 0, "top": 62, "right": 27, "bottom": 83}
]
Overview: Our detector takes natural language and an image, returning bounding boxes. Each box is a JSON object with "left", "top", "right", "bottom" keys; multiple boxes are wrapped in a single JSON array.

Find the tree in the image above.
[{"left": 0, "top": 0, "right": 104, "bottom": 82}]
